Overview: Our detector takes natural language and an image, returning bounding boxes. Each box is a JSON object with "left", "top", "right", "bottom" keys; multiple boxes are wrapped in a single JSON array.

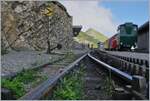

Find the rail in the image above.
[
  {"left": 14, "top": 51, "right": 148, "bottom": 100},
  {"left": 19, "top": 53, "right": 87, "bottom": 100},
  {"left": 88, "top": 53, "right": 132, "bottom": 82},
  {"left": 88, "top": 51, "right": 148, "bottom": 100}
]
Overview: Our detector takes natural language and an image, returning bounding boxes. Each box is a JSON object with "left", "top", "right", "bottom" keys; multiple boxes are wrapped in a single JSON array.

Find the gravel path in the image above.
[
  {"left": 1, "top": 49, "right": 88, "bottom": 78},
  {"left": 1, "top": 50, "right": 63, "bottom": 77}
]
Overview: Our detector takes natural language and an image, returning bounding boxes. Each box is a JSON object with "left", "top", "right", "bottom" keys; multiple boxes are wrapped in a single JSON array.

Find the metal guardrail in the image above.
[
  {"left": 94, "top": 50, "right": 149, "bottom": 82},
  {"left": 88, "top": 53, "right": 132, "bottom": 82},
  {"left": 88, "top": 52, "right": 148, "bottom": 100}
]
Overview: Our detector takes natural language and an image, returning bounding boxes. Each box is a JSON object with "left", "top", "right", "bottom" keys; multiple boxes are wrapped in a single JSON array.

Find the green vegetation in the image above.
[
  {"left": 1, "top": 69, "right": 47, "bottom": 99},
  {"left": 2, "top": 78, "right": 25, "bottom": 98},
  {"left": 74, "top": 28, "right": 108, "bottom": 48},
  {"left": 52, "top": 67, "right": 85, "bottom": 100},
  {"left": 85, "top": 28, "right": 108, "bottom": 42},
  {"left": 74, "top": 31, "right": 99, "bottom": 48},
  {"left": 78, "top": 31, "right": 99, "bottom": 43},
  {"left": 104, "top": 78, "right": 114, "bottom": 96},
  {"left": 103, "top": 71, "right": 115, "bottom": 96}
]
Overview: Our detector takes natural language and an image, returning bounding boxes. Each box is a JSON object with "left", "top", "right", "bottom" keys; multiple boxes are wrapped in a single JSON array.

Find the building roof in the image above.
[
  {"left": 73, "top": 25, "right": 82, "bottom": 37},
  {"left": 138, "top": 21, "right": 149, "bottom": 33}
]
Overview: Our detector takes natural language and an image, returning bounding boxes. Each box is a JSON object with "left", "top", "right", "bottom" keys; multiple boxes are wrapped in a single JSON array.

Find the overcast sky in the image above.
[{"left": 60, "top": 0, "right": 148, "bottom": 38}]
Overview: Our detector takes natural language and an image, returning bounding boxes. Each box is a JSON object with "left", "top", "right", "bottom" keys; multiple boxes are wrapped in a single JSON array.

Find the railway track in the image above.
[
  {"left": 2, "top": 51, "right": 148, "bottom": 100},
  {"left": 89, "top": 50, "right": 148, "bottom": 99}
]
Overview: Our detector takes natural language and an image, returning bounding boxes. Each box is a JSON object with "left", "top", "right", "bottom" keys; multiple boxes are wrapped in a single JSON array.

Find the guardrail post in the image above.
[
  {"left": 145, "top": 60, "right": 149, "bottom": 67},
  {"left": 121, "top": 61, "right": 123, "bottom": 70},
  {"left": 143, "top": 67, "right": 146, "bottom": 77},
  {"left": 145, "top": 68, "right": 149, "bottom": 82},
  {"left": 140, "top": 60, "right": 143, "bottom": 65},
  {"left": 127, "top": 57, "right": 129, "bottom": 61},
  {"left": 122, "top": 62, "right": 125, "bottom": 71},
  {"left": 130, "top": 58, "right": 132, "bottom": 62},
  {"left": 130, "top": 64, "right": 134, "bottom": 75},
  {"left": 138, "top": 67, "right": 143, "bottom": 76},
  {"left": 132, "top": 65, "right": 136, "bottom": 75},
  {"left": 127, "top": 63, "right": 131, "bottom": 74},
  {"left": 135, "top": 65, "right": 139, "bottom": 75},
  {"left": 119, "top": 60, "right": 121, "bottom": 69},
  {"left": 124, "top": 62, "right": 127, "bottom": 71},
  {"left": 133, "top": 58, "right": 135, "bottom": 63},
  {"left": 132, "top": 75, "right": 146, "bottom": 95},
  {"left": 137, "top": 59, "right": 139, "bottom": 64}
]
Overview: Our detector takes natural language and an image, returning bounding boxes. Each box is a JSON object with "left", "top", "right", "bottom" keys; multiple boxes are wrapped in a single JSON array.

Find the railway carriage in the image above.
[
  {"left": 109, "top": 34, "right": 118, "bottom": 50},
  {"left": 104, "top": 22, "right": 138, "bottom": 50},
  {"left": 104, "top": 39, "right": 109, "bottom": 50}
]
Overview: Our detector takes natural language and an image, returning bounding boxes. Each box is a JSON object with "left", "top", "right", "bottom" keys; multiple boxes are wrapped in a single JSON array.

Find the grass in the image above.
[
  {"left": 52, "top": 66, "right": 85, "bottom": 100},
  {"left": 78, "top": 32, "right": 99, "bottom": 44},
  {"left": 75, "top": 31, "right": 99, "bottom": 48},
  {"left": 85, "top": 28, "right": 108, "bottom": 42},
  {"left": 1, "top": 69, "right": 47, "bottom": 99},
  {"left": 103, "top": 70, "right": 115, "bottom": 97}
]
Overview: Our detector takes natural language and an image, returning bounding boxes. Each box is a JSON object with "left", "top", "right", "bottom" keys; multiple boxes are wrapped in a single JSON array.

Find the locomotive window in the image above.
[
  {"left": 125, "top": 26, "right": 132, "bottom": 34},
  {"left": 120, "top": 26, "right": 125, "bottom": 33}
]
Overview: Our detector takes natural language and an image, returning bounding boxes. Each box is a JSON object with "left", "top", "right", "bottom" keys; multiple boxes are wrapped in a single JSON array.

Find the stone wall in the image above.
[{"left": 1, "top": 1, "right": 73, "bottom": 52}]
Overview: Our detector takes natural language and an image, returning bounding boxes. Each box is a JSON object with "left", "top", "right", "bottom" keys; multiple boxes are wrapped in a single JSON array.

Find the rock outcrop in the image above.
[{"left": 1, "top": 1, "right": 73, "bottom": 52}]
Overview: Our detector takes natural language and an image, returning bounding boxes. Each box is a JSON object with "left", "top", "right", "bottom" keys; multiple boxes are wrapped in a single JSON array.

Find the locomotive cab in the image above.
[{"left": 117, "top": 23, "right": 138, "bottom": 50}]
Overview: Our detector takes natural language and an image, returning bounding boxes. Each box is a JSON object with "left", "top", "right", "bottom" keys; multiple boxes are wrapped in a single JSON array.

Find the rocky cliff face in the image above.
[{"left": 1, "top": 1, "right": 73, "bottom": 52}]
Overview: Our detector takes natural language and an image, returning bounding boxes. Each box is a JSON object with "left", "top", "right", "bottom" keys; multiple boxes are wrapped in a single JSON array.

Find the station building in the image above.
[
  {"left": 73, "top": 25, "right": 82, "bottom": 37},
  {"left": 137, "top": 21, "right": 149, "bottom": 53}
]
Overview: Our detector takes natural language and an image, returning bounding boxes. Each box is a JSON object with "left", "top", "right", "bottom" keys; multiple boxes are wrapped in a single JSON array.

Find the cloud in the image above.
[{"left": 59, "top": 0, "right": 118, "bottom": 37}]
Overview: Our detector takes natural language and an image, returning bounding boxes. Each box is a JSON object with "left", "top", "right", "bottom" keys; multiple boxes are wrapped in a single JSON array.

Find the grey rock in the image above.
[{"left": 1, "top": 1, "right": 73, "bottom": 52}]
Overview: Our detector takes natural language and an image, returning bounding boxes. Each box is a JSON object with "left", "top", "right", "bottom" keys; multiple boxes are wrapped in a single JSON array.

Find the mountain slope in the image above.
[
  {"left": 74, "top": 29, "right": 108, "bottom": 48},
  {"left": 85, "top": 28, "right": 108, "bottom": 42}
]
